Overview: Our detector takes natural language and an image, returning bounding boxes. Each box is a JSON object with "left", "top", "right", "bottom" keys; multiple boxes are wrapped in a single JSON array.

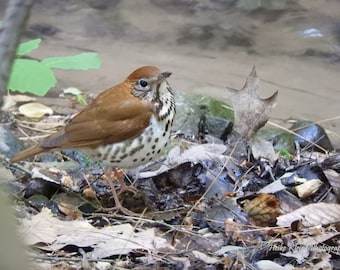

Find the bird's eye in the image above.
[{"left": 138, "top": 79, "right": 148, "bottom": 88}]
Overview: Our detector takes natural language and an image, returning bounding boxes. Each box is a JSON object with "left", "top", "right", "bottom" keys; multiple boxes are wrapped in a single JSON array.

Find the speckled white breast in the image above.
[{"left": 92, "top": 88, "right": 175, "bottom": 168}]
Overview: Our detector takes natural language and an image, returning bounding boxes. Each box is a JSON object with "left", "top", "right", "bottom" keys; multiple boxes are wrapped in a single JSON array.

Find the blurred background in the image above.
[{"left": 1, "top": 0, "right": 339, "bottom": 134}]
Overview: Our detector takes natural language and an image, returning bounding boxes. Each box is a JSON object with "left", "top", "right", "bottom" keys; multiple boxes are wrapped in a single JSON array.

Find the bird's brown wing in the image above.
[{"left": 40, "top": 83, "right": 153, "bottom": 148}]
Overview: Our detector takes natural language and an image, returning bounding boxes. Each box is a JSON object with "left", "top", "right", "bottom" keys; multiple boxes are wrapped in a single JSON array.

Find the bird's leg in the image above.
[
  {"left": 104, "top": 168, "right": 135, "bottom": 216},
  {"left": 115, "top": 169, "right": 138, "bottom": 195}
]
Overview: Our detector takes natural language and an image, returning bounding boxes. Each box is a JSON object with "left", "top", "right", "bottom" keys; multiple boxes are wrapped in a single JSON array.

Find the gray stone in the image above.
[{"left": 0, "top": 124, "right": 23, "bottom": 158}]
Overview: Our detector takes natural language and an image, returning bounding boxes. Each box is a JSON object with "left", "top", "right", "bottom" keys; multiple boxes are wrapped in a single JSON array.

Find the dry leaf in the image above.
[
  {"left": 1, "top": 95, "right": 17, "bottom": 111},
  {"left": 323, "top": 169, "right": 340, "bottom": 198},
  {"left": 224, "top": 218, "right": 244, "bottom": 240},
  {"left": 225, "top": 66, "right": 278, "bottom": 138},
  {"left": 282, "top": 240, "right": 332, "bottom": 264},
  {"left": 19, "top": 102, "right": 53, "bottom": 118},
  {"left": 31, "top": 167, "right": 60, "bottom": 184},
  {"left": 1, "top": 94, "right": 36, "bottom": 111},
  {"left": 94, "top": 262, "right": 112, "bottom": 270},
  {"left": 11, "top": 94, "right": 37, "bottom": 102},
  {"left": 298, "top": 231, "right": 339, "bottom": 249},
  {"left": 277, "top": 202, "right": 340, "bottom": 227},
  {"left": 294, "top": 179, "right": 323, "bottom": 198},
  {"left": 251, "top": 137, "right": 278, "bottom": 163},
  {"left": 240, "top": 193, "right": 280, "bottom": 226},
  {"left": 255, "top": 260, "right": 293, "bottom": 270},
  {"left": 19, "top": 208, "right": 58, "bottom": 245},
  {"left": 88, "top": 226, "right": 172, "bottom": 259},
  {"left": 214, "top": 245, "right": 244, "bottom": 256},
  {"left": 167, "top": 144, "right": 228, "bottom": 166},
  {"left": 224, "top": 218, "right": 242, "bottom": 232},
  {"left": 60, "top": 175, "right": 74, "bottom": 189},
  {"left": 258, "top": 179, "right": 286, "bottom": 194},
  {"left": 19, "top": 208, "right": 173, "bottom": 259},
  {"left": 191, "top": 250, "right": 219, "bottom": 264},
  {"left": 58, "top": 203, "right": 82, "bottom": 220},
  {"left": 139, "top": 144, "right": 228, "bottom": 178}
]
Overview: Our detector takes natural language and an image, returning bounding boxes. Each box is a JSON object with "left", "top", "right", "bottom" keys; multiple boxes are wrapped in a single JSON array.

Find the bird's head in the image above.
[{"left": 126, "top": 66, "right": 172, "bottom": 101}]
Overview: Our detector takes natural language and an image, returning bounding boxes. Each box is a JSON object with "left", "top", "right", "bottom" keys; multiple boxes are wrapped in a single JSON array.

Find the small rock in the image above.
[
  {"left": 204, "top": 115, "right": 233, "bottom": 140},
  {"left": 0, "top": 124, "right": 24, "bottom": 158},
  {"left": 290, "top": 120, "right": 333, "bottom": 152}
]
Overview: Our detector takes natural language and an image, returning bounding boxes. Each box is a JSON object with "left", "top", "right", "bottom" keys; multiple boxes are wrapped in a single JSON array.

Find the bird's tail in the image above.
[{"left": 10, "top": 145, "right": 46, "bottom": 163}]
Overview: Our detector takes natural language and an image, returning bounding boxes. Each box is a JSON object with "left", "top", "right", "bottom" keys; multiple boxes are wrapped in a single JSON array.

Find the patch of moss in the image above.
[{"left": 200, "top": 96, "right": 234, "bottom": 120}]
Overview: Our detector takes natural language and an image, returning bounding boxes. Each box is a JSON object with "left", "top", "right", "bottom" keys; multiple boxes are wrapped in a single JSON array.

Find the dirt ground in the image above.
[{"left": 2, "top": 0, "right": 340, "bottom": 137}]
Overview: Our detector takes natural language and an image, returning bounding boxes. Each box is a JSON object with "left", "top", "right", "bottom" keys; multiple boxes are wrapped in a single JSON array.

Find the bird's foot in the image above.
[
  {"left": 117, "top": 181, "right": 138, "bottom": 195},
  {"left": 105, "top": 176, "right": 137, "bottom": 216},
  {"left": 107, "top": 203, "right": 137, "bottom": 216},
  {"left": 105, "top": 168, "right": 137, "bottom": 195}
]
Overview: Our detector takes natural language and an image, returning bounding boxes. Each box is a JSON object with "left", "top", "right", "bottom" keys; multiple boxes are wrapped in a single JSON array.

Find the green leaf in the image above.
[
  {"left": 41, "top": 52, "right": 101, "bottom": 70},
  {"left": 16, "top": 39, "right": 42, "bottom": 56},
  {"left": 8, "top": 59, "right": 57, "bottom": 96},
  {"left": 76, "top": 94, "right": 88, "bottom": 105},
  {"left": 276, "top": 149, "right": 291, "bottom": 159}
]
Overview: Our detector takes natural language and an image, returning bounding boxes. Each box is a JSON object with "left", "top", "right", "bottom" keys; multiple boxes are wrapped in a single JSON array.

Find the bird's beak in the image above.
[{"left": 157, "top": 71, "right": 172, "bottom": 83}]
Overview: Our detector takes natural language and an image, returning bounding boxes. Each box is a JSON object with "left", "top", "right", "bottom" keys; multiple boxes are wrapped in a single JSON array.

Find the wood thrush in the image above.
[{"left": 11, "top": 66, "right": 176, "bottom": 214}]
